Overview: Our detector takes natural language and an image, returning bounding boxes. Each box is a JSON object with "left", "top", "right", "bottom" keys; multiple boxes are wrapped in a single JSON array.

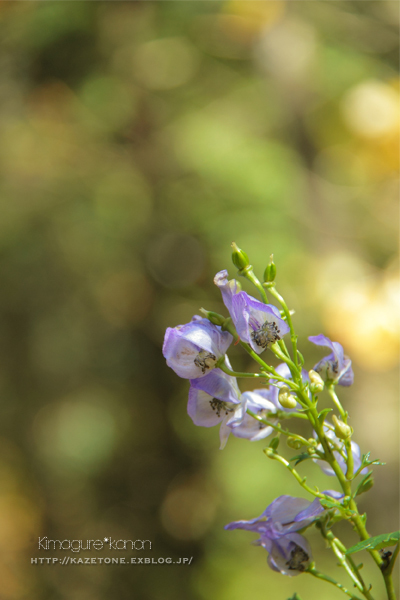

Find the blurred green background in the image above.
[{"left": 0, "top": 1, "right": 398, "bottom": 599}]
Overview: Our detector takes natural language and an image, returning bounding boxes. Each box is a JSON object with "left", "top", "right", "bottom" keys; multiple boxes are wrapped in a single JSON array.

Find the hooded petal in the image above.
[
  {"left": 231, "top": 292, "right": 290, "bottom": 354},
  {"left": 214, "top": 270, "right": 239, "bottom": 315},
  {"left": 190, "top": 359, "right": 241, "bottom": 405},
  {"left": 309, "top": 334, "right": 354, "bottom": 386},
  {"left": 163, "top": 317, "right": 233, "bottom": 379},
  {"left": 265, "top": 495, "right": 312, "bottom": 537}
]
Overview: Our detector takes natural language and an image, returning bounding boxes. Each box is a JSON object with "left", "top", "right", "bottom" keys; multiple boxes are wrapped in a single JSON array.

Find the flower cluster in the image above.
[{"left": 161, "top": 250, "right": 386, "bottom": 597}]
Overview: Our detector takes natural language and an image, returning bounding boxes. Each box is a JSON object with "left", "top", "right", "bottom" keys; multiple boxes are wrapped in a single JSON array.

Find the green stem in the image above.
[
  {"left": 246, "top": 410, "right": 309, "bottom": 445},
  {"left": 382, "top": 542, "right": 399, "bottom": 600},
  {"left": 345, "top": 438, "right": 354, "bottom": 479},
  {"left": 264, "top": 447, "right": 337, "bottom": 500},
  {"left": 307, "top": 567, "right": 364, "bottom": 600},
  {"left": 239, "top": 266, "right": 268, "bottom": 303},
  {"left": 218, "top": 360, "right": 269, "bottom": 380},
  {"left": 270, "top": 342, "right": 299, "bottom": 379},
  {"left": 239, "top": 342, "right": 299, "bottom": 390},
  {"left": 323, "top": 530, "right": 375, "bottom": 600},
  {"left": 265, "top": 283, "right": 300, "bottom": 373},
  {"left": 327, "top": 384, "right": 347, "bottom": 421},
  {"left": 296, "top": 388, "right": 384, "bottom": 570}
]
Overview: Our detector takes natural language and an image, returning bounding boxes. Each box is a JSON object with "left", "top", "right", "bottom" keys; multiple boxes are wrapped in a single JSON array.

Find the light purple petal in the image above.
[
  {"left": 265, "top": 533, "right": 312, "bottom": 576},
  {"left": 214, "top": 270, "right": 239, "bottom": 315},
  {"left": 163, "top": 317, "right": 233, "bottom": 379},
  {"left": 231, "top": 292, "right": 289, "bottom": 354},
  {"left": 190, "top": 367, "right": 241, "bottom": 405},
  {"left": 265, "top": 496, "right": 311, "bottom": 537},
  {"left": 230, "top": 390, "right": 277, "bottom": 441},
  {"left": 163, "top": 328, "right": 205, "bottom": 379},
  {"left": 294, "top": 490, "right": 344, "bottom": 523},
  {"left": 309, "top": 334, "right": 354, "bottom": 386}
]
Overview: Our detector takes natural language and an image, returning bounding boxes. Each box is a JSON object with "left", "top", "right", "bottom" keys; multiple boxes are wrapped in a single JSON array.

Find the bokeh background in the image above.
[{"left": 0, "top": 1, "right": 398, "bottom": 599}]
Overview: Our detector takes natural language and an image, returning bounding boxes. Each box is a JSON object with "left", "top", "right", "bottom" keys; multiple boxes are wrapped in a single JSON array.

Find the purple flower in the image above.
[
  {"left": 261, "top": 533, "right": 312, "bottom": 576},
  {"left": 163, "top": 316, "right": 233, "bottom": 379},
  {"left": 309, "top": 334, "right": 354, "bottom": 386},
  {"left": 229, "top": 389, "right": 278, "bottom": 442},
  {"left": 225, "top": 491, "right": 342, "bottom": 576},
  {"left": 214, "top": 270, "right": 239, "bottom": 315},
  {"left": 188, "top": 361, "right": 244, "bottom": 449},
  {"left": 230, "top": 292, "right": 290, "bottom": 354},
  {"left": 225, "top": 495, "right": 317, "bottom": 576},
  {"left": 313, "top": 425, "right": 367, "bottom": 477}
]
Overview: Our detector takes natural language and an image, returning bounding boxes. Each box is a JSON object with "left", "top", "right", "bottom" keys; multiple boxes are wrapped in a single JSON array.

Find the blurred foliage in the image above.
[{"left": 0, "top": 1, "right": 397, "bottom": 599}]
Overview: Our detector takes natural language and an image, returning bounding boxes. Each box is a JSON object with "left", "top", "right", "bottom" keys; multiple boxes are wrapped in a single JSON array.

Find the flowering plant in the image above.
[{"left": 163, "top": 243, "right": 399, "bottom": 600}]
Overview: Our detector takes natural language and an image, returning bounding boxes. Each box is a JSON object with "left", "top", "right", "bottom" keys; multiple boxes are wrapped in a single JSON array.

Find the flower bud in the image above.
[
  {"left": 231, "top": 242, "right": 250, "bottom": 271},
  {"left": 263, "top": 254, "right": 277, "bottom": 283},
  {"left": 332, "top": 414, "right": 352, "bottom": 440},
  {"left": 287, "top": 436, "right": 302, "bottom": 450},
  {"left": 278, "top": 386, "right": 297, "bottom": 409},
  {"left": 199, "top": 308, "right": 226, "bottom": 327},
  {"left": 309, "top": 370, "right": 324, "bottom": 393}
]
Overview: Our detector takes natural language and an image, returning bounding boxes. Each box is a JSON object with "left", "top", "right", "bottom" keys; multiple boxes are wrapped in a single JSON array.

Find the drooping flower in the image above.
[
  {"left": 230, "top": 292, "right": 290, "bottom": 354},
  {"left": 225, "top": 495, "right": 317, "bottom": 576},
  {"left": 225, "top": 492, "right": 342, "bottom": 576},
  {"left": 229, "top": 388, "right": 278, "bottom": 442},
  {"left": 308, "top": 334, "right": 354, "bottom": 386},
  {"left": 213, "top": 270, "right": 240, "bottom": 315},
  {"left": 188, "top": 361, "right": 244, "bottom": 449},
  {"left": 163, "top": 316, "right": 233, "bottom": 379},
  {"left": 313, "top": 424, "right": 367, "bottom": 477}
]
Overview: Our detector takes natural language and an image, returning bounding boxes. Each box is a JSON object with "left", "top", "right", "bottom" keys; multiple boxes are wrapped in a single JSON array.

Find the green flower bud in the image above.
[
  {"left": 263, "top": 254, "right": 277, "bottom": 283},
  {"left": 231, "top": 242, "right": 250, "bottom": 271},
  {"left": 332, "top": 414, "right": 352, "bottom": 440},
  {"left": 278, "top": 386, "right": 297, "bottom": 409},
  {"left": 287, "top": 436, "right": 302, "bottom": 450},
  {"left": 309, "top": 370, "right": 324, "bottom": 393},
  {"left": 199, "top": 308, "right": 226, "bottom": 327}
]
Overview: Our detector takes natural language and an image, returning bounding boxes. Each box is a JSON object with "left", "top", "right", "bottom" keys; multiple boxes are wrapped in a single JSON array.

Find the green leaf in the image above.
[
  {"left": 297, "top": 350, "right": 305, "bottom": 366},
  {"left": 361, "top": 452, "right": 385, "bottom": 468},
  {"left": 289, "top": 452, "right": 312, "bottom": 466},
  {"left": 346, "top": 531, "right": 400, "bottom": 555},
  {"left": 319, "top": 498, "right": 341, "bottom": 510},
  {"left": 287, "top": 594, "right": 303, "bottom": 600},
  {"left": 318, "top": 408, "right": 332, "bottom": 425},
  {"left": 354, "top": 472, "right": 374, "bottom": 497}
]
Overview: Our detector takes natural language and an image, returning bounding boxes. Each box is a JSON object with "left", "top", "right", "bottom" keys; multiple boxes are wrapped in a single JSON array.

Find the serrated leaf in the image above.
[
  {"left": 346, "top": 531, "right": 400, "bottom": 555},
  {"left": 355, "top": 473, "right": 374, "bottom": 497},
  {"left": 289, "top": 453, "right": 312, "bottom": 466}
]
